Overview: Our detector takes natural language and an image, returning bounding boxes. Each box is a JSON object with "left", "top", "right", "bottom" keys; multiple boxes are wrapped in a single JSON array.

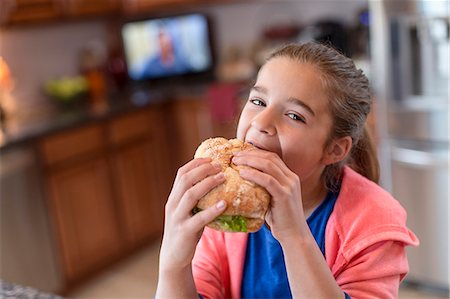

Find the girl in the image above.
[{"left": 156, "top": 42, "right": 418, "bottom": 298}]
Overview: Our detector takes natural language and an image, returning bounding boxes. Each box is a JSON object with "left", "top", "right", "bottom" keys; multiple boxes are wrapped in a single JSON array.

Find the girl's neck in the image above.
[{"left": 301, "top": 176, "right": 328, "bottom": 218}]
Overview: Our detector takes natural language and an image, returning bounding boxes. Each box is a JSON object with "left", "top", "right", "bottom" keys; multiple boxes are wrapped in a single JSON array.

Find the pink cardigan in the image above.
[{"left": 192, "top": 167, "right": 419, "bottom": 298}]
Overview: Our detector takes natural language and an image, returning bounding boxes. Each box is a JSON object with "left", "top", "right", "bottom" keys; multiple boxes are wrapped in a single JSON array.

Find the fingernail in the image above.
[
  {"left": 232, "top": 151, "right": 240, "bottom": 156},
  {"left": 213, "top": 163, "right": 222, "bottom": 170},
  {"left": 216, "top": 200, "right": 226, "bottom": 209}
]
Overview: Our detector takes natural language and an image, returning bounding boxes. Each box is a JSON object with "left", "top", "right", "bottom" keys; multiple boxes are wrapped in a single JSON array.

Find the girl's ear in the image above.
[{"left": 322, "top": 136, "right": 352, "bottom": 165}]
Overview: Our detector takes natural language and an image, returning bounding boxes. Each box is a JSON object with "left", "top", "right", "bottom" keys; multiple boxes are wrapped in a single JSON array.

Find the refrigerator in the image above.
[{"left": 370, "top": 0, "right": 449, "bottom": 294}]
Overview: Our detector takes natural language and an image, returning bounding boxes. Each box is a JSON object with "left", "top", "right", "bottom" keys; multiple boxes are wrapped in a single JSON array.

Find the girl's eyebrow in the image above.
[
  {"left": 251, "top": 85, "right": 316, "bottom": 117},
  {"left": 287, "top": 97, "right": 316, "bottom": 116},
  {"left": 251, "top": 85, "right": 268, "bottom": 94}
]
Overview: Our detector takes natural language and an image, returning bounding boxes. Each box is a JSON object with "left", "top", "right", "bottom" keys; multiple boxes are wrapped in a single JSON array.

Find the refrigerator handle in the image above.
[{"left": 391, "top": 147, "right": 449, "bottom": 168}]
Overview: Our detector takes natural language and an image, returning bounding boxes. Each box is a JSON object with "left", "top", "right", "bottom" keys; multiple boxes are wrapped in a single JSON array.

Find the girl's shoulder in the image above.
[
  {"left": 325, "top": 166, "right": 419, "bottom": 264},
  {"left": 337, "top": 166, "right": 403, "bottom": 214}
]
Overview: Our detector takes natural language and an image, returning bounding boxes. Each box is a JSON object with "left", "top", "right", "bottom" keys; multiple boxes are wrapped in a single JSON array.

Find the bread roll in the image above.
[{"left": 193, "top": 137, "right": 271, "bottom": 233}]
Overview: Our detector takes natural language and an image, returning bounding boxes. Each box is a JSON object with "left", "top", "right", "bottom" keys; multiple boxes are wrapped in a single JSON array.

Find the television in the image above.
[{"left": 121, "top": 13, "right": 214, "bottom": 82}]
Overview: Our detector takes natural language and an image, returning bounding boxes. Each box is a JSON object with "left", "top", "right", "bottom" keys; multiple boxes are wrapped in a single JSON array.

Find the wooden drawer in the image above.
[
  {"left": 39, "top": 124, "right": 104, "bottom": 165},
  {"left": 108, "top": 110, "right": 153, "bottom": 146}
]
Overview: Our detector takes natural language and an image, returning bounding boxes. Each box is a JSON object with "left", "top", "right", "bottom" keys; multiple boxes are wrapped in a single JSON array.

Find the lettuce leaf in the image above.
[
  {"left": 215, "top": 215, "right": 247, "bottom": 232},
  {"left": 192, "top": 207, "right": 248, "bottom": 232}
]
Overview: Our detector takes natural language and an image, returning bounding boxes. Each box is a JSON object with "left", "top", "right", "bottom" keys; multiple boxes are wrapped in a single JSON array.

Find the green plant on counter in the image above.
[{"left": 44, "top": 76, "right": 88, "bottom": 103}]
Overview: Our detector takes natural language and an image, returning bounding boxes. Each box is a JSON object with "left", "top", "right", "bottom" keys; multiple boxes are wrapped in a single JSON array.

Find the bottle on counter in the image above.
[{"left": 79, "top": 42, "right": 108, "bottom": 114}]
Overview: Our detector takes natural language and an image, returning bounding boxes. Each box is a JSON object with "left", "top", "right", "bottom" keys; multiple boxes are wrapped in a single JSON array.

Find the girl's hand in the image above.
[
  {"left": 232, "top": 150, "right": 309, "bottom": 242},
  {"left": 159, "top": 158, "right": 227, "bottom": 272}
]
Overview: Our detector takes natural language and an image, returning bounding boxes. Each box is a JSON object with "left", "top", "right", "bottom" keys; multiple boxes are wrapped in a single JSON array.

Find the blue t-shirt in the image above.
[{"left": 241, "top": 190, "right": 350, "bottom": 299}]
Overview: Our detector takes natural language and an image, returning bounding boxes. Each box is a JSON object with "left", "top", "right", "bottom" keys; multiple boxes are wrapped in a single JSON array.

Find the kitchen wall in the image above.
[
  {"left": 0, "top": 0, "right": 367, "bottom": 116},
  {"left": 0, "top": 21, "right": 109, "bottom": 117}
]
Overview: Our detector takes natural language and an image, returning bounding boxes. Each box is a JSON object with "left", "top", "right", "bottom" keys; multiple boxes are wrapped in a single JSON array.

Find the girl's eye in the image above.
[
  {"left": 287, "top": 113, "right": 306, "bottom": 123},
  {"left": 250, "top": 98, "right": 266, "bottom": 106}
]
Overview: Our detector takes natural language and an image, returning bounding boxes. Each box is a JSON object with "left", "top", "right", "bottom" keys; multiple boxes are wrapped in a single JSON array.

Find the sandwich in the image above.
[{"left": 193, "top": 137, "right": 271, "bottom": 233}]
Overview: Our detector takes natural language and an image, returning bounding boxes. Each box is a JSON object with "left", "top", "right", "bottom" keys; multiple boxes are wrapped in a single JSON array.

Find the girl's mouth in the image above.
[
  {"left": 248, "top": 141, "right": 266, "bottom": 151},
  {"left": 247, "top": 140, "right": 282, "bottom": 158}
]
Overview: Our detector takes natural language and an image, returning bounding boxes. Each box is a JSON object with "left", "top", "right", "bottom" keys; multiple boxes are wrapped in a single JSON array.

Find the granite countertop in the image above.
[
  {"left": 0, "top": 280, "right": 65, "bottom": 299},
  {"left": 0, "top": 84, "right": 211, "bottom": 152},
  {"left": 0, "top": 91, "right": 168, "bottom": 152}
]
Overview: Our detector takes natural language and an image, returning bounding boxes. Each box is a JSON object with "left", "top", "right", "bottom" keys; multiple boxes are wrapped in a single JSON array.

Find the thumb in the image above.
[
  {"left": 265, "top": 210, "right": 273, "bottom": 228},
  {"left": 191, "top": 200, "right": 227, "bottom": 228}
]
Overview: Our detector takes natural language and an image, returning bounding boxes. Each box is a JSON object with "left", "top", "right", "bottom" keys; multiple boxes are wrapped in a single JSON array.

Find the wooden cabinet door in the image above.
[
  {"left": 112, "top": 141, "right": 163, "bottom": 246},
  {"left": 169, "top": 99, "right": 212, "bottom": 167},
  {"left": 109, "top": 107, "right": 171, "bottom": 247},
  {"left": 47, "top": 158, "right": 121, "bottom": 281},
  {"left": 1, "top": 0, "right": 62, "bottom": 25},
  {"left": 64, "top": 0, "right": 120, "bottom": 17}
]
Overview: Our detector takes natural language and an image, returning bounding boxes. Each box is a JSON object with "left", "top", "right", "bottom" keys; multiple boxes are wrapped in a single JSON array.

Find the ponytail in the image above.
[{"left": 348, "top": 125, "right": 380, "bottom": 184}]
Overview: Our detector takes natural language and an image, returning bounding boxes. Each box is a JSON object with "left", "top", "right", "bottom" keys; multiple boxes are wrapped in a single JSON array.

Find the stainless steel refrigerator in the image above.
[{"left": 370, "top": 0, "right": 449, "bottom": 294}]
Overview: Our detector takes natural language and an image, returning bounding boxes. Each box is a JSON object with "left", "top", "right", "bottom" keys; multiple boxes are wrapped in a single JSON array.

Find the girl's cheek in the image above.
[{"left": 236, "top": 122, "right": 246, "bottom": 140}]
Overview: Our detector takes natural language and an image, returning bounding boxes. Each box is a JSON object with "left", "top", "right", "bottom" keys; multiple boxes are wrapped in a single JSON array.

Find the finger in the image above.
[
  {"left": 169, "top": 161, "right": 221, "bottom": 206},
  {"left": 235, "top": 149, "right": 293, "bottom": 178},
  {"left": 265, "top": 210, "right": 273, "bottom": 228},
  {"left": 238, "top": 167, "right": 286, "bottom": 199},
  {"left": 175, "top": 157, "right": 212, "bottom": 183},
  {"left": 177, "top": 171, "right": 225, "bottom": 215},
  {"left": 232, "top": 154, "right": 289, "bottom": 185},
  {"left": 188, "top": 200, "right": 227, "bottom": 229}
]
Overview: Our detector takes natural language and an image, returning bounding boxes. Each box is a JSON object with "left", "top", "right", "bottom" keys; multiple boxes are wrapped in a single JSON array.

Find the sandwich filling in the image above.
[
  {"left": 192, "top": 207, "right": 248, "bottom": 232},
  {"left": 213, "top": 215, "right": 247, "bottom": 232}
]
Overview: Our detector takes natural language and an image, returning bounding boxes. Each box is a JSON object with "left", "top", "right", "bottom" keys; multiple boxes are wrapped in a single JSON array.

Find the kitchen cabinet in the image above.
[
  {"left": 112, "top": 142, "right": 160, "bottom": 246},
  {"left": 1, "top": 0, "right": 232, "bottom": 25},
  {"left": 168, "top": 98, "right": 211, "bottom": 167},
  {"left": 1, "top": 0, "right": 119, "bottom": 25},
  {"left": 64, "top": 0, "right": 120, "bottom": 17},
  {"left": 108, "top": 108, "right": 169, "bottom": 248},
  {"left": 1, "top": 0, "right": 62, "bottom": 25},
  {"left": 40, "top": 124, "right": 122, "bottom": 282},
  {"left": 122, "top": 0, "right": 188, "bottom": 14},
  {"left": 168, "top": 97, "right": 238, "bottom": 168},
  {"left": 37, "top": 105, "right": 171, "bottom": 286},
  {"left": 47, "top": 157, "right": 122, "bottom": 281}
]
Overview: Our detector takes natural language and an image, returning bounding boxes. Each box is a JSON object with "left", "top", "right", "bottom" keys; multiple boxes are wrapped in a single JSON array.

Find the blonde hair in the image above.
[{"left": 267, "top": 42, "right": 379, "bottom": 190}]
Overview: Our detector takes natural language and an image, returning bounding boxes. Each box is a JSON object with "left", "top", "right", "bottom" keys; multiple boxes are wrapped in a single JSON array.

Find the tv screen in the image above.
[{"left": 122, "top": 13, "right": 214, "bottom": 81}]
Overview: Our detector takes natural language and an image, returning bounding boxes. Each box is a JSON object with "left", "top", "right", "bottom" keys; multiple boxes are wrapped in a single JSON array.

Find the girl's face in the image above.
[{"left": 237, "top": 57, "right": 335, "bottom": 183}]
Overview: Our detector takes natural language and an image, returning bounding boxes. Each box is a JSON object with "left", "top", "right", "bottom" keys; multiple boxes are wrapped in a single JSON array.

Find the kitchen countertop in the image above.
[
  {"left": 0, "top": 83, "right": 212, "bottom": 152},
  {"left": 0, "top": 90, "right": 171, "bottom": 152}
]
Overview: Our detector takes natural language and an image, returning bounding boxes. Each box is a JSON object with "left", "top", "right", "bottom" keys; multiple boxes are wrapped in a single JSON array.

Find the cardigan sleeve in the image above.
[
  {"left": 335, "top": 240, "right": 409, "bottom": 299},
  {"left": 192, "top": 229, "right": 230, "bottom": 299}
]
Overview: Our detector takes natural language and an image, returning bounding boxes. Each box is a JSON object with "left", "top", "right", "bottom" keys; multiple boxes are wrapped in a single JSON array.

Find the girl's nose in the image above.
[{"left": 251, "top": 109, "right": 276, "bottom": 135}]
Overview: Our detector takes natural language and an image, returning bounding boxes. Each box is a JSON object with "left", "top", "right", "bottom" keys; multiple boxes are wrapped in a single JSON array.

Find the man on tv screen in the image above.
[
  {"left": 139, "top": 23, "right": 189, "bottom": 78},
  {"left": 122, "top": 14, "right": 212, "bottom": 81}
]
